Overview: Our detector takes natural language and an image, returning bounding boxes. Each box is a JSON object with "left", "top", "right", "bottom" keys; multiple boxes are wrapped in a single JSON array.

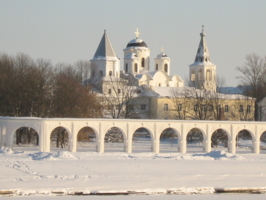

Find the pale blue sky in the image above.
[{"left": 1, "top": 0, "right": 266, "bottom": 86}]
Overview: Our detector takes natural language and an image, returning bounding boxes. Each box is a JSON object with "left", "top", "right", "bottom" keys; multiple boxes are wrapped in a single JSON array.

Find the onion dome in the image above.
[{"left": 126, "top": 28, "right": 148, "bottom": 48}]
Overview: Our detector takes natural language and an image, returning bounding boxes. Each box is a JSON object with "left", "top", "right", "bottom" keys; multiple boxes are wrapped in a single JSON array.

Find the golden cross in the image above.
[
  {"left": 135, "top": 28, "right": 140, "bottom": 38},
  {"left": 161, "top": 47, "right": 164, "bottom": 52}
]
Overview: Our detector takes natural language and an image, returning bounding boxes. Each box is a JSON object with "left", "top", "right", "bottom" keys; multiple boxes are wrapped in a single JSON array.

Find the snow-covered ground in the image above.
[{"left": 1, "top": 138, "right": 266, "bottom": 199}]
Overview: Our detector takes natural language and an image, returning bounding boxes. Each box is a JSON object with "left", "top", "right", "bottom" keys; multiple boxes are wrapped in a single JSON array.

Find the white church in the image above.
[{"left": 88, "top": 27, "right": 216, "bottom": 93}]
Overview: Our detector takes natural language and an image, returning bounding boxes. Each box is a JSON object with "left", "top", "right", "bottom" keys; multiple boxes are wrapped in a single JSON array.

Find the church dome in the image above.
[
  {"left": 157, "top": 52, "right": 168, "bottom": 58},
  {"left": 126, "top": 38, "right": 148, "bottom": 48}
]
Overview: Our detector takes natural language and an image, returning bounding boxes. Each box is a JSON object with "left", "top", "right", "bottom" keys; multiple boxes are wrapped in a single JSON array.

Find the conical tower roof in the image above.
[
  {"left": 193, "top": 26, "right": 212, "bottom": 64},
  {"left": 93, "top": 30, "right": 118, "bottom": 60}
]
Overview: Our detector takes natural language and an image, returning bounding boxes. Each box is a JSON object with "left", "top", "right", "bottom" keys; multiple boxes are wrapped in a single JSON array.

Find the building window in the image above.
[
  {"left": 191, "top": 70, "right": 195, "bottom": 81},
  {"left": 239, "top": 105, "right": 244, "bottom": 112},
  {"left": 108, "top": 89, "right": 111, "bottom": 94},
  {"left": 206, "top": 69, "right": 211, "bottom": 81},
  {"left": 209, "top": 105, "right": 213, "bottom": 112},
  {"left": 156, "top": 64, "right": 158, "bottom": 70},
  {"left": 194, "top": 105, "right": 198, "bottom": 112},
  {"left": 109, "top": 71, "right": 112, "bottom": 76},
  {"left": 141, "top": 104, "right": 146, "bottom": 110},
  {"left": 141, "top": 58, "right": 145, "bottom": 67},
  {"left": 225, "top": 105, "right": 229, "bottom": 112},
  {"left": 125, "top": 63, "right": 128, "bottom": 73},
  {"left": 164, "top": 104, "right": 168, "bottom": 111},
  {"left": 201, "top": 104, "right": 206, "bottom": 112},
  {"left": 134, "top": 63, "right": 138, "bottom": 72},
  {"left": 158, "top": 83, "right": 161, "bottom": 87},
  {"left": 99, "top": 71, "right": 103, "bottom": 76},
  {"left": 118, "top": 89, "right": 121, "bottom": 94},
  {"left": 217, "top": 105, "right": 221, "bottom": 114},
  {"left": 178, "top": 104, "right": 182, "bottom": 111},
  {"left": 164, "top": 64, "right": 168, "bottom": 73},
  {"left": 247, "top": 105, "right": 251, "bottom": 113},
  {"left": 198, "top": 69, "right": 202, "bottom": 81}
]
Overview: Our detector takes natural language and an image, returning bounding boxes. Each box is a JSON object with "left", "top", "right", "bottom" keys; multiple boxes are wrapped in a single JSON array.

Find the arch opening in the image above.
[
  {"left": 77, "top": 127, "right": 97, "bottom": 152},
  {"left": 132, "top": 128, "right": 152, "bottom": 153},
  {"left": 186, "top": 128, "right": 204, "bottom": 153},
  {"left": 159, "top": 128, "right": 178, "bottom": 153},
  {"left": 50, "top": 127, "right": 70, "bottom": 152},
  {"left": 236, "top": 129, "right": 253, "bottom": 154},
  {"left": 260, "top": 131, "right": 266, "bottom": 154},
  {"left": 211, "top": 129, "right": 228, "bottom": 150},
  {"left": 12, "top": 127, "right": 39, "bottom": 151},
  {"left": 104, "top": 127, "right": 125, "bottom": 152}
]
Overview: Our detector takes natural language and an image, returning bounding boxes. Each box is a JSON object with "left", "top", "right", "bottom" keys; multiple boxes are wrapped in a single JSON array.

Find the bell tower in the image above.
[{"left": 189, "top": 26, "right": 216, "bottom": 91}]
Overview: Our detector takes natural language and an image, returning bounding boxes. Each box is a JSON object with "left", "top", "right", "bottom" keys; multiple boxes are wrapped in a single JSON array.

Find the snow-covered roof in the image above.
[
  {"left": 143, "top": 86, "right": 254, "bottom": 100},
  {"left": 92, "top": 30, "right": 118, "bottom": 61},
  {"left": 190, "top": 27, "right": 214, "bottom": 66}
]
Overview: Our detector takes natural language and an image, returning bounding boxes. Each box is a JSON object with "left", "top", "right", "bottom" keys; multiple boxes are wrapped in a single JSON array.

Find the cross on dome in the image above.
[
  {"left": 202, "top": 25, "right": 204, "bottom": 33},
  {"left": 135, "top": 28, "right": 140, "bottom": 38},
  {"left": 161, "top": 47, "right": 164, "bottom": 52}
]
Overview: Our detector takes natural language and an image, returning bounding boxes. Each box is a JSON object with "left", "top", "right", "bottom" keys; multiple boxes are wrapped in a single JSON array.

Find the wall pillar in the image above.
[
  {"left": 204, "top": 140, "right": 211, "bottom": 153},
  {"left": 253, "top": 136, "right": 260, "bottom": 154},
  {"left": 0, "top": 125, "right": 6, "bottom": 147},
  {"left": 127, "top": 124, "right": 132, "bottom": 153},
  {"left": 97, "top": 123, "right": 104, "bottom": 153},
  {"left": 180, "top": 124, "right": 187, "bottom": 153},
  {"left": 229, "top": 137, "right": 236, "bottom": 154},
  {"left": 70, "top": 123, "right": 77, "bottom": 153},
  {"left": 154, "top": 135, "right": 160, "bottom": 153}
]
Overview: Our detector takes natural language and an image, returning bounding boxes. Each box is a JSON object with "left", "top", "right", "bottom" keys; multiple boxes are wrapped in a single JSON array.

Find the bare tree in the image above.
[
  {"left": 236, "top": 53, "right": 266, "bottom": 120},
  {"left": 100, "top": 76, "right": 140, "bottom": 119}
]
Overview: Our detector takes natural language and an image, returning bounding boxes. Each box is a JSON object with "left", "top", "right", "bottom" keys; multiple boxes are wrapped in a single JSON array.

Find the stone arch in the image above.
[
  {"left": 159, "top": 128, "right": 179, "bottom": 153},
  {"left": 235, "top": 129, "right": 254, "bottom": 154},
  {"left": 186, "top": 128, "right": 205, "bottom": 153},
  {"left": 132, "top": 127, "right": 154, "bottom": 153},
  {"left": 76, "top": 126, "right": 98, "bottom": 152},
  {"left": 211, "top": 128, "right": 229, "bottom": 149},
  {"left": 12, "top": 126, "right": 39, "bottom": 151},
  {"left": 260, "top": 131, "right": 266, "bottom": 154},
  {"left": 104, "top": 127, "right": 126, "bottom": 152},
  {"left": 50, "top": 126, "right": 70, "bottom": 151}
]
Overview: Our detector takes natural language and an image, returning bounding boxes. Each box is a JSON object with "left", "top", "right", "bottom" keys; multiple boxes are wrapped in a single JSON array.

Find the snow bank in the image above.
[
  {"left": 29, "top": 151, "right": 78, "bottom": 160},
  {"left": 0, "top": 147, "right": 13, "bottom": 154},
  {"left": 192, "top": 150, "right": 245, "bottom": 160}
]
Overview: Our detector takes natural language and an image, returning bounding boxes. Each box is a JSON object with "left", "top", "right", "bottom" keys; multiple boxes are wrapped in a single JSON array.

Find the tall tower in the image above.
[
  {"left": 154, "top": 47, "right": 170, "bottom": 75},
  {"left": 90, "top": 30, "right": 120, "bottom": 82},
  {"left": 124, "top": 29, "right": 150, "bottom": 74},
  {"left": 189, "top": 26, "right": 216, "bottom": 91}
]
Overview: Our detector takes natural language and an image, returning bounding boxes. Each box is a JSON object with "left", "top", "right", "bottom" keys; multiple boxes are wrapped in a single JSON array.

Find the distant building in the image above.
[{"left": 86, "top": 28, "right": 255, "bottom": 120}]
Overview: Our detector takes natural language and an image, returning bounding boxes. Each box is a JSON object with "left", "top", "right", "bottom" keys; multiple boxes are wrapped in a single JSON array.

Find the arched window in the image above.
[
  {"left": 198, "top": 69, "right": 202, "bottom": 81},
  {"left": 191, "top": 69, "right": 195, "bottom": 81},
  {"left": 158, "top": 83, "right": 161, "bottom": 87},
  {"left": 141, "top": 58, "right": 145, "bottom": 68},
  {"left": 99, "top": 71, "right": 103, "bottom": 76},
  {"left": 156, "top": 64, "right": 158, "bottom": 70},
  {"left": 134, "top": 63, "right": 138, "bottom": 73},
  {"left": 109, "top": 71, "right": 112, "bottom": 76},
  {"left": 206, "top": 70, "right": 211, "bottom": 81},
  {"left": 125, "top": 63, "right": 128, "bottom": 73},
  {"left": 164, "top": 64, "right": 168, "bottom": 73}
]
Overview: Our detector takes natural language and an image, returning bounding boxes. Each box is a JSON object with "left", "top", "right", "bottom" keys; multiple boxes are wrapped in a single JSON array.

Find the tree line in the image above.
[
  {"left": 0, "top": 53, "right": 103, "bottom": 147},
  {"left": 0, "top": 53, "right": 102, "bottom": 118}
]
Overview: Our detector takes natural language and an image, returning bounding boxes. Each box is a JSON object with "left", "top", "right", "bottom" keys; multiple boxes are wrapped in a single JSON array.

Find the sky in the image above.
[{"left": 0, "top": 0, "right": 266, "bottom": 87}]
